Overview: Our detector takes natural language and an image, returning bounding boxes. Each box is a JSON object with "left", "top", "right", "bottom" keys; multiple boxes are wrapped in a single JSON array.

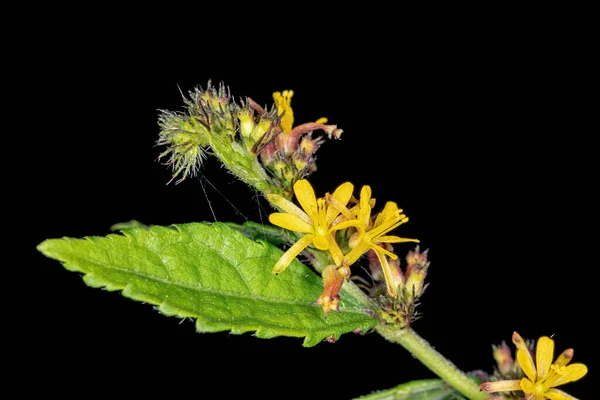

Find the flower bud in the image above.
[
  {"left": 492, "top": 342, "right": 515, "bottom": 375},
  {"left": 404, "top": 246, "right": 430, "bottom": 300},
  {"left": 315, "top": 264, "right": 347, "bottom": 316}
]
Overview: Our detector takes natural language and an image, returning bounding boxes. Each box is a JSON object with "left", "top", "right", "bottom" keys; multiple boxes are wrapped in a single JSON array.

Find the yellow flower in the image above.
[
  {"left": 267, "top": 179, "right": 361, "bottom": 274},
  {"left": 481, "top": 331, "right": 588, "bottom": 400},
  {"left": 273, "top": 90, "right": 295, "bottom": 134},
  {"left": 329, "top": 185, "right": 419, "bottom": 297},
  {"left": 273, "top": 90, "right": 328, "bottom": 135}
]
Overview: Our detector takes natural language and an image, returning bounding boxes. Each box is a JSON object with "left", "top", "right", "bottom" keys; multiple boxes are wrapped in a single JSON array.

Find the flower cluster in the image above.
[
  {"left": 157, "top": 83, "right": 341, "bottom": 198},
  {"left": 155, "top": 83, "right": 588, "bottom": 396},
  {"left": 373, "top": 245, "right": 430, "bottom": 328},
  {"left": 268, "top": 179, "right": 419, "bottom": 315},
  {"left": 260, "top": 90, "right": 342, "bottom": 187},
  {"left": 481, "top": 331, "right": 587, "bottom": 400}
]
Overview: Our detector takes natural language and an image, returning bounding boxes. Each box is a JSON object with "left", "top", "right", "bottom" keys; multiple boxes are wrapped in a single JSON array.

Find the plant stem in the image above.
[
  {"left": 375, "top": 325, "right": 487, "bottom": 400},
  {"left": 342, "top": 279, "right": 377, "bottom": 309}
]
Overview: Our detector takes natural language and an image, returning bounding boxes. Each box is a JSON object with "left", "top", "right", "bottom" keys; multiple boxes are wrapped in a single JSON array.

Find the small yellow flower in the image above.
[
  {"left": 267, "top": 179, "right": 361, "bottom": 274},
  {"left": 481, "top": 331, "right": 588, "bottom": 400},
  {"left": 273, "top": 90, "right": 296, "bottom": 134},
  {"left": 273, "top": 90, "right": 328, "bottom": 135},
  {"left": 330, "top": 185, "right": 419, "bottom": 297}
]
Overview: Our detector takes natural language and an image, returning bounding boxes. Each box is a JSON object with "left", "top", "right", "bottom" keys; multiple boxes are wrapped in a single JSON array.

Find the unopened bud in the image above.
[
  {"left": 405, "top": 245, "right": 429, "bottom": 277},
  {"left": 292, "top": 154, "right": 309, "bottom": 172},
  {"left": 238, "top": 108, "right": 255, "bottom": 139},
  {"left": 404, "top": 246, "right": 429, "bottom": 300},
  {"left": 315, "top": 264, "right": 346, "bottom": 317},
  {"left": 492, "top": 341, "right": 515, "bottom": 375},
  {"left": 298, "top": 135, "right": 323, "bottom": 155}
]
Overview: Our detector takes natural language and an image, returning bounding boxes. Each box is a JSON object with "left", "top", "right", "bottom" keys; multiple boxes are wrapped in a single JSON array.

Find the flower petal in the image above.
[
  {"left": 326, "top": 193, "right": 356, "bottom": 223},
  {"left": 517, "top": 349, "right": 537, "bottom": 383},
  {"left": 272, "top": 234, "right": 315, "bottom": 274},
  {"left": 373, "top": 248, "right": 398, "bottom": 297},
  {"left": 267, "top": 193, "right": 311, "bottom": 225},
  {"left": 370, "top": 210, "right": 408, "bottom": 239},
  {"left": 554, "top": 348, "right": 574, "bottom": 367},
  {"left": 331, "top": 203, "right": 360, "bottom": 226},
  {"left": 273, "top": 90, "right": 294, "bottom": 132},
  {"left": 294, "top": 179, "right": 319, "bottom": 220},
  {"left": 545, "top": 388, "right": 579, "bottom": 400},
  {"left": 512, "top": 331, "right": 529, "bottom": 352},
  {"left": 330, "top": 219, "right": 363, "bottom": 232},
  {"left": 373, "top": 201, "right": 400, "bottom": 228},
  {"left": 269, "top": 213, "right": 313, "bottom": 233},
  {"left": 480, "top": 380, "right": 522, "bottom": 393},
  {"left": 343, "top": 240, "right": 370, "bottom": 266},
  {"left": 536, "top": 336, "right": 555, "bottom": 379},
  {"left": 325, "top": 233, "right": 344, "bottom": 266},
  {"left": 359, "top": 185, "right": 372, "bottom": 227},
  {"left": 376, "top": 235, "right": 420, "bottom": 244},
  {"left": 370, "top": 243, "right": 398, "bottom": 260},
  {"left": 519, "top": 377, "right": 536, "bottom": 394},
  {"left": 551, "top": 363, "right": 588, "bottom": 386},
  {"left": 326, "top": 182, "right": 353, "bottom": 224}
]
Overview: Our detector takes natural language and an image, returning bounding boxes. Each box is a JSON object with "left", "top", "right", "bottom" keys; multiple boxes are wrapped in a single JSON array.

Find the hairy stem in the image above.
[{"left": 375, "top": 325, "right": 487, "bottom": 400}]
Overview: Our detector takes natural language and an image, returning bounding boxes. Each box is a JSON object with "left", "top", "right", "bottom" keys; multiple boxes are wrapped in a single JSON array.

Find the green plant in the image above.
[{"left": 37, "top": 82, "right": 587, "bottom": 400}]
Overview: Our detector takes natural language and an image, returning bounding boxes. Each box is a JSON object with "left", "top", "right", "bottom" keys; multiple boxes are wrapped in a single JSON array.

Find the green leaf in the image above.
[
  {"left": 109, "top": 219, "right": 149, "bottom": 231},
  {"left": 226, "top": 220, "right": 292, "bottom": 246},
  {"left": 37, "top": 222, "right": 376, "bottom": 346},
  {"left": 355, "top": 379, "right": 466, "bottom": 400}
]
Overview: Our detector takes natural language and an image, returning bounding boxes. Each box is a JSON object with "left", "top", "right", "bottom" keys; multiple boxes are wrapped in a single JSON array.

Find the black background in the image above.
[{"left": 23, "top": 18, "right": 594, "bottom": 399}]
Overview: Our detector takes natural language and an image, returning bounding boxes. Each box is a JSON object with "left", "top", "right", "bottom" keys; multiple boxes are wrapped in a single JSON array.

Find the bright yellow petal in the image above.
[
  {"left": 273, "top": 90, "right": 294, "bottom": 133},
  {"left": 480, "top": 380, "right": 522, "bottom": 393},
  {"left": 536, "top": 336, "right": 555, "bottom": 379},
  {"left": 293, "top": 179, "right": 318, "bottom": 220},
  {"left": 517, "top": 349, "right": 537, "bottom": 383},
  {"left": 374, "top": 248, "right": 398, "bottom": 297},
  {"left": 545, "top": 388, "right": 579, "bottom": 400},
  {"left": 551, "top": 363, "right": 588, "bottom": 386},
  {"left": 373, "top": 201, "right": 400, "bottom": 228},
  {"left": 326, "top": 194, "right": 356, "bottom": 223},
  {"left": 332, "top": 199, "right": 373, "bottom": 225},
  {"left": 267, "top": 193, "right": 311, "bottom": 225},
  {"left": 314, "top": 117, "right": 328, "bottom": 124},
  {"left": 513, "top": 331, "right": 530, "bottom": 352},
  {"left": 359, "top": 185, "right": 372, "bottom": 227},
  {"left": 269, "top": 213, "right": 313, "bottom": 233},
  {"left": 376, "top": 235, "right": 420, "bottom": 244},
  {"left": 370, "top": 243, "right": 398, "bottom": 260},
  {"left": 272, "top": 234, "right": 314, "bottom": 274},
  {"left": 369, "top": 215, "right": 409, "bottom": 240},
  {"left": 330, "top": 219, "right": 362, "bottom": 232},
  {"left": 325, "top": 234, "right": 344, "bottom": 266},
  {"left": 326, "top": 182, "right": 353, "bottom": 224},
  {"left": 520, "top": 377, "right": 536, "bottom": 394},
  {"left": 343, "top": 240, "right": 370, "bottom": 266},
  {"left": 554, "top": 349, "right": 573, "bottom": 367}
]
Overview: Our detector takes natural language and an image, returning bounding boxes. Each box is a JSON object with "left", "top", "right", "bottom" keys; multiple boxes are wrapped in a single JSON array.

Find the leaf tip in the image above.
[
  {"left": 36, "top": 240, "right": 48, "bottom": 253},
  {"left": 36, "top": 238, "right": 64, "bottom": 258}
]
